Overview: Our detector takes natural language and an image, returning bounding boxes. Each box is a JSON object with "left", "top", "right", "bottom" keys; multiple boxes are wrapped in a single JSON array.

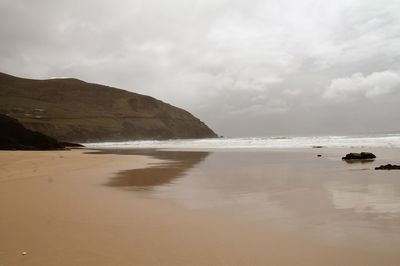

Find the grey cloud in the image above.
[{"left": 323, "top": 70, "right": 400, "bottom": 100}]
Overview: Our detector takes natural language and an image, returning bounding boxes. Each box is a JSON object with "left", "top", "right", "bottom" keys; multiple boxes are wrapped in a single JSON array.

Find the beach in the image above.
[{"left": 1, "top": 148, "right": 400, "bottom": 265}]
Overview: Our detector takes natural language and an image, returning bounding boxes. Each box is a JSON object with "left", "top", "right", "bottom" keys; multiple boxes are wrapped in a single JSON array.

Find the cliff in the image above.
[
  {"left": 0, "top": 72, "right": 217, "bottom": 142},
  {"left": 0, "top": 113, "right": 65, "bottom": 150}
]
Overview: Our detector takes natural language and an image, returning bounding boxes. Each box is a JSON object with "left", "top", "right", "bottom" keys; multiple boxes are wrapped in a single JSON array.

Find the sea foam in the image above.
[{"left": 86, "top": 133, "right": 400, "bottom": 149}]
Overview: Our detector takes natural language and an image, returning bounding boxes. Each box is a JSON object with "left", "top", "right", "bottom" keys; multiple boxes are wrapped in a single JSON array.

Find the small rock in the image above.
[
  {"left": 342, "top": 152, "right": 376, "bottom": 160},
  {"left": 375, "top": 164, "right": 400, "bottom": 170},
  {"left": 317, "top": 154, "right": 322, "bottom": 157},
  {"left": 22, "top": 251, "right": 27, "bottom": 255}
]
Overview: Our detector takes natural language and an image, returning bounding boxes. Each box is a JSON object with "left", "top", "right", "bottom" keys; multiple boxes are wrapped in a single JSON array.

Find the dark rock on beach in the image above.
[
  {"left": 342, "top": 152, "right": 376, "bottom": 160},
  {"left": 375, "top": 164, "right": 400, "bottom": 170},
  {"left": 0, "top": 113, "right": 66, "bottom": 150}
]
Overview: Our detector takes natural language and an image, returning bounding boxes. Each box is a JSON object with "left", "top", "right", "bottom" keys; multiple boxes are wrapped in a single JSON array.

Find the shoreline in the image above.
[{"left": 1, "top": 148, "right": 400, "bottom": 265}]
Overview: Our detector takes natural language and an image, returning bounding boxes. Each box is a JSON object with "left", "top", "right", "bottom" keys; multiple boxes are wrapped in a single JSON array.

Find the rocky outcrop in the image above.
[
  {"left": 342, "top": 152, "right": 376, "bottom": 160},
  {"left": 0, "top": 72, "right": 218, "bottom": 142},
  {"left": 0, "top": 113, "right": 65, "bottom": 150},
  {"left": 375, "top": 164, "right": 400, "bottom": 170}
]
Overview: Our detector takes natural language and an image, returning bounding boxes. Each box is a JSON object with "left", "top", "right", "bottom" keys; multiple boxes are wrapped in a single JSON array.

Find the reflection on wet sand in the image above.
[
  {"left": 329, "top": 183, "right": 400, "bottom": 214},
  {"left": 79, "top": 148, "right": 400, "bottom": 264},
  {"left": 90, "top": 149, "right": 210, "bottom": 189},
  {"left": 343, "top": 159, "right": 375, "bottom": 164},
  {"left": 89, "top": 148, "right": 400, "bottom": 262},
  {"left": 105, "top": 149, "right": 400, "bottom": 243},
  {"left": 97, "top": 149, "right": 400, "bottom": 222}
]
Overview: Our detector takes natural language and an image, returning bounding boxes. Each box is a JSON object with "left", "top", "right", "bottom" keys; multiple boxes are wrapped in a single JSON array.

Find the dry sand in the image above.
[{"left": 1, "top": 149, "right": 399, "bottom": 266}]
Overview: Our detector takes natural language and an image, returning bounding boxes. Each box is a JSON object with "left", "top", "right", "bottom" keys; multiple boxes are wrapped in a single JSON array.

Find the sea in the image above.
[{"left": 86, "top": 132, "right": 400, "bottom": 149}]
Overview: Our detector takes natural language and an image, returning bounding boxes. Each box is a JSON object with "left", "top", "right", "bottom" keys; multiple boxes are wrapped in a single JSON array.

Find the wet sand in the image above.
[{"left": 1, "top": 148, "right": 400, "bottom": 265}]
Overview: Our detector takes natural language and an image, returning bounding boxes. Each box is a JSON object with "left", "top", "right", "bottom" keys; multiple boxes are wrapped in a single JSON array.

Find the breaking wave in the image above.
[{"left": 87, "top": 133, "right": 400, "bottom": 149}]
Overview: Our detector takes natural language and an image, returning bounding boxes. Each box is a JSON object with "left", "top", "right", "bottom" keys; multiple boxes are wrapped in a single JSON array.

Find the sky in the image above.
[{"left": 1, "top": 0, "right": 400, "bottom": 137}]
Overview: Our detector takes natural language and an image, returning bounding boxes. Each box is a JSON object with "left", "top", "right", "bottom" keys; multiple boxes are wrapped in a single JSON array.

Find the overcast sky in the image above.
[{"left": 1, "top": 0, "right": 400, "bottom": 136}]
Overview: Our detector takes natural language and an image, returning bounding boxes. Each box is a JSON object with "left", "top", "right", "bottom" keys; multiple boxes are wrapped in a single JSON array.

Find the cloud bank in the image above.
[{"left": 324, "top": 71, "right": 400, "bottom": 100}]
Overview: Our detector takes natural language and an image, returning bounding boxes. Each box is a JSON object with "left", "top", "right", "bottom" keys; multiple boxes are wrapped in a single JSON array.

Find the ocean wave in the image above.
[{"left": 86, "top": 133, "right": 400, "bottom": 149}]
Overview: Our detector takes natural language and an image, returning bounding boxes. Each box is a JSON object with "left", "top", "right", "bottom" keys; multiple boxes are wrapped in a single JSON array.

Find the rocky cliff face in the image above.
[
  {"left": 0, "top": 113, "right": 65, "bottom": 150},
  {"left": 0, "top": 72, "right": 217, "bottom": 142}
]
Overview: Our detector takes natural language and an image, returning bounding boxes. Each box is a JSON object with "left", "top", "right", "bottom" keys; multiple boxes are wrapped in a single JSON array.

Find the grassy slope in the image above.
[{"left": 0, "top": 72, "right": 217, "bottom": 142}]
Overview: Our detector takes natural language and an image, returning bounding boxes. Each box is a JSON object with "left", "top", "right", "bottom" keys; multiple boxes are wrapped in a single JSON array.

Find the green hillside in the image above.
[{"left": 0, "top": 72, "right": 217, "bottom": 142}]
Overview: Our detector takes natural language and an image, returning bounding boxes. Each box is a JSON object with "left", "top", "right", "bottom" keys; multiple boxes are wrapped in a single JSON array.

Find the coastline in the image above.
[{"left": 1, "top": 148, "right": 400, "bottom": 265}]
